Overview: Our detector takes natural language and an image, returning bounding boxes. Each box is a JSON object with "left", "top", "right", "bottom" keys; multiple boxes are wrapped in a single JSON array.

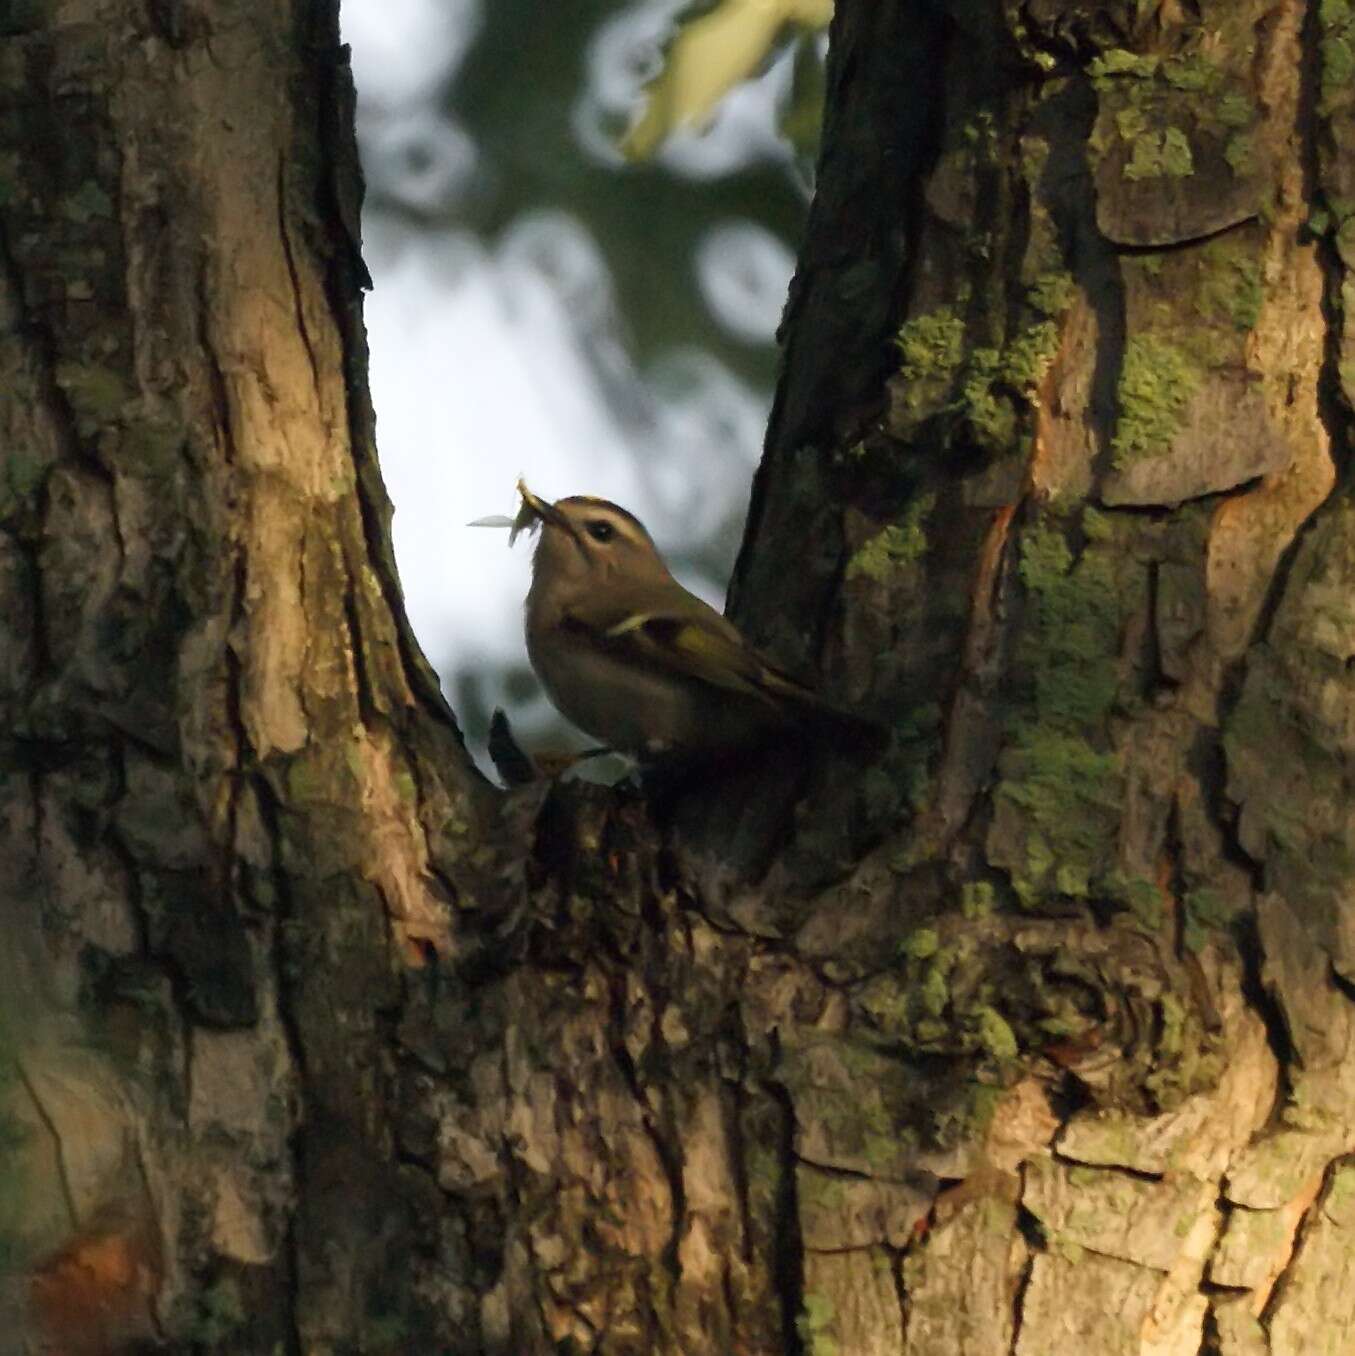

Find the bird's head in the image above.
[{"left": 516, "top": 481, "right": 667, "bottom": 589}]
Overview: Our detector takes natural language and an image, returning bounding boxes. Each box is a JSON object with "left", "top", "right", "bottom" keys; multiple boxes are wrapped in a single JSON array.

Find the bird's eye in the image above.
[{"left": 587, "top": 520, "right": 615, "bottom": 543}]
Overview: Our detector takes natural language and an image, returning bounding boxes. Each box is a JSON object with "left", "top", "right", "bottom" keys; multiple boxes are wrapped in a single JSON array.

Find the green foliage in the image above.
[
  {"left": 622, "top": 0, "right": 832, "bottom": 159},
  {"left": 1111, "top": 336, "right": 1202, "bottom": 467}
]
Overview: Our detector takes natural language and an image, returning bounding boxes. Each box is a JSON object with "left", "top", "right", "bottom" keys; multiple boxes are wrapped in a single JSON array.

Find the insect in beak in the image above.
[
  {"left": 515, "top": 479, "right": 587, "bottom": 551},
  {"left": 468, "top": 479, "right": 576, "bottom": 546}
]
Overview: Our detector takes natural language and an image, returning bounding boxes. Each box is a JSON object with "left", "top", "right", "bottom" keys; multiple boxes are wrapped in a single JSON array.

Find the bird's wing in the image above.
[{"left": 562, "top": 596, "right": 815, "bottom": 709}]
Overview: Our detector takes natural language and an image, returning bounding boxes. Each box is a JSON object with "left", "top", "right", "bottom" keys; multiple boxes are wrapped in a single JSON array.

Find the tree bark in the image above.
[{"left": 2, "top": 1, "right": 1354, "bottom": 1355}]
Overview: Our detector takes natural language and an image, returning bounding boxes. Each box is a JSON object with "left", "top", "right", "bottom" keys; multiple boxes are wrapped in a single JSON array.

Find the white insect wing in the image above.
[{"left": 467, "top": 479, "right": 544, "bottom": 545}]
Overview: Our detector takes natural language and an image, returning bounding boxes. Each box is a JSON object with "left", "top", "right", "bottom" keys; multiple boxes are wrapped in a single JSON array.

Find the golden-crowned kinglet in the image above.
[{"left": 473, "top": 481, "right": 882, "bottom": 760}]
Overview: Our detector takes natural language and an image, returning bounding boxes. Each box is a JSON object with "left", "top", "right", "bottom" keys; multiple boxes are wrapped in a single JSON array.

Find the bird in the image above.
[{"left": 471, "top": 480, "right": 884, "bottom": 761}]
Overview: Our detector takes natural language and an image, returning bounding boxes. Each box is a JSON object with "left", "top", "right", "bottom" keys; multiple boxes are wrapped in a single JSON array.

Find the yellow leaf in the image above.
[{"left": 621, "top": 0, "right": 833, "bottom": 161}]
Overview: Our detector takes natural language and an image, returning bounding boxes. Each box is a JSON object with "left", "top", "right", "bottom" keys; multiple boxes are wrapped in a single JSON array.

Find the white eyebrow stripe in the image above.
[{"left": 572, "top": 504, "right": 649, "bottom": 544}]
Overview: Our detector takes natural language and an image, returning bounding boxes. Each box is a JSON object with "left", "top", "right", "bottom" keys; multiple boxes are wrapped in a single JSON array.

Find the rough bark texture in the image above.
[{"left": 3, "top": 1, "right": 1355, "bottom": 1355}]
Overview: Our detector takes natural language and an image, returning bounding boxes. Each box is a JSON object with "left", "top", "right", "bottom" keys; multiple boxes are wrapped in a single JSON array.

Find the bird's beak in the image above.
[{"left": 516, "top": 479, "right": 576, "bottom": 539}]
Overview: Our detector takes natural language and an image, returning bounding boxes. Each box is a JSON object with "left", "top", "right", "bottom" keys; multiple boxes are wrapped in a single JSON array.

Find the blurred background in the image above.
[{"left": 340, "top": 0, "right": 829, "bottom": 765}]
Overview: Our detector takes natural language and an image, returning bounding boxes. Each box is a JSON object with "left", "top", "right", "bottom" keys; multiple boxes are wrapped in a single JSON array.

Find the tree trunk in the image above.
[{"left": 3, "top": 1, "right": 1354, "bottom": 1354}]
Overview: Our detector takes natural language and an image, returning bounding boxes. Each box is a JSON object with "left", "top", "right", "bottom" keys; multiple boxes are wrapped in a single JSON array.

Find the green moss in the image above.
[
  {"left": 1081, "top": 507, "right": 1115, "bottom": 543},
  {"left": 1020, "top": 518, "right": 1072, "bottom": 582},
  {"left": 1112, "top": 336, "right": 1203, "bottom": 466},
  {"left": 365, "top": 1312, "right": 413, "bottom": 1348},
  {"left": 858, "top": 976, "right": 910, "bottom": 1037},
  {"left": 847, "top": 493, "right": 934, "bottom": 581},
  {"left": 0, "top": 1010, "right": 30, "bottom": 1272},
  {"left": 1161, "top": 54, "right": 1221, "bottom": 94},
  {"left": 1157, "top": 993, "right": 1185, "bottom": 1057},
  {"left": 54, "top": 362, "right": 130, "bottom": 433},
  {"left": 954, "top": 317, "right": 1062, "bottom": 450},
  {"left": 61, "top": 180, "right": 113, "bottom": 223},
  {"left": 1123, "top": 127, "right": 1194, "bottom": 181},
  {"left": 1225, "top": 131, "right": 1256, "bottom": 178},
  {"left": 2, "top": 450, "right": 50, "bottom": 512},
  {"left": 1329, "top": 1164, "right": 1355, "bottom": 1211},
  {"left": 1003, "top": 321, "right": 1061, "bottom": 390},
  {"left": 1021, "top": 134, "right": 1051, "bottom": 184},
  {"left": 126, "top": 420, "right": 186, "bottom": 477},
  {"left": 968, "top": 1084, "right": 1004, "bottom": 1134},
  {"left": 953, "top": 348, "right": 1012, "bottom": 448},
  {"left": 894, "top": 278, "right": 1072, "bottom": 453},
  {"left": 286, "top": 758, "right": 326, "bottom": 803},
  {"left": 1183, "top": 887, "right": 1232, "bottom": 952},
  {"left": 919, "top": 964, "right": 949, "bottom": 1018},
  {"left": 1319, "top": 0, "right": 1355, "bottom": 114},
  {"left": 960, "top": 880, "right": 995, "bottom": 919},
  {"left": 895, "top": 309, "right": 966, "bottom": 393},
  {"left": 1115, "top": 106, "right": 1148, "bottom": 142},
  {"left": 902, "top": 927, "right": 940, "bottom": 960},
  {"left": 1123, "top": 875, "right": 1164, "bottom": 930},
  {"left": 1001, "top": 733, "right": 1120, "bottom": 904},
  {"left": 996, "top": 522, "right": 1126, "bottom": 905},
  {"left": 181, "top": 1277, "right": 246, "bottom": 1346},
  {"left": 1018, "top": 529, "right": 1122, "bottom": 726},
  {"left": 1199, "top": 239, "right": 1263, "bottom": 332},
  {"left": 1217, "top": 92, "right": 1254, "bottom": 128},
  {"left": 1028, "top": 271, "right": 1076, "bottom": 317},
  {"left": 1089, "top": 49, "right": 1159, "bottom": 85},
  {"left": 976, "top": 1006, "right": 1018, "bottom": 1061},
  {"left": 797, "top": 1294, "right": 838, "bottom": 1356},
  {"left": 799, "top": 1171, "right": 847, "bottom": 1214}
]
